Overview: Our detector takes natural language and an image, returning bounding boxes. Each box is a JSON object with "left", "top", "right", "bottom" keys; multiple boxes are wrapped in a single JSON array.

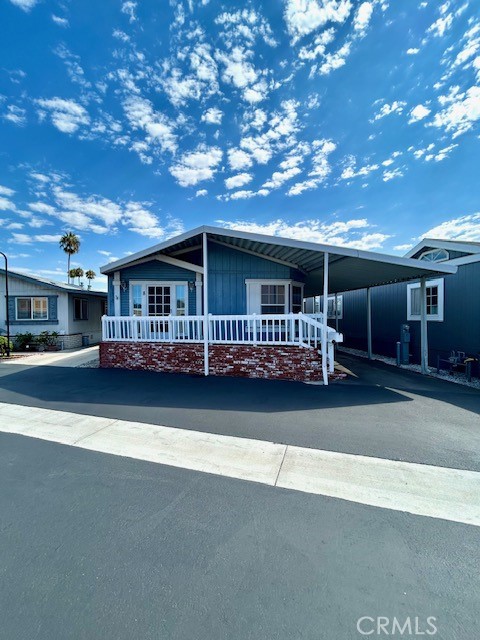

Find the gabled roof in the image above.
[
  {"left": 101, "top": 225, "right": 457, "bottom": 295},
  {"left": 404, "top": 238, "right": 480, "bottom": 259},
  {"left": 0, "top": 268, "right": 107, "bottom": 296}
]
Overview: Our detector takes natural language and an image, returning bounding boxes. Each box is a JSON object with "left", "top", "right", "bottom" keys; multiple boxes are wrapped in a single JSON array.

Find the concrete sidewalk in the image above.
[
  {"left": 0, "top": 401, "right": 479, "bottom": 527},
  {"left": 0, "top": 345, "right": 98, "bottom": 369}
]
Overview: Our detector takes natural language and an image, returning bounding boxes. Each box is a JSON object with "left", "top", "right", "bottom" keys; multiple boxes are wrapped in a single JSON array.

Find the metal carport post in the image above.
[{"left": 420, "top": 277, "right": 429, "bottom": 374}]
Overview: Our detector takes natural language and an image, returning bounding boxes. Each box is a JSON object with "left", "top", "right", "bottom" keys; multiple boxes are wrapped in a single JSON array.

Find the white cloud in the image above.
[
  {"left": 432, "top": 85, "right": 480, "bottom": 138},
  {"left": 225, "top": 173, "right": 253, "bottom": 189},
  {"left": 169, "top": 145, "right": 223, "bottom": 187},
  {"left": 52, "top": 14, "right": 69, "bottom": 27},
  {"left": 373, "top": 100, "right": 406, "bottom": 120},
  {"left": 196, "top": 189, "right": 208, "bottom": 197},
  {"left": 227, "top": 148, "right": 253, "bottom": 171},
  {"left": 10, "top": 233, "right": 61, "bottom": 244},
  {"left": 341, "top": 159, "right": 379, "bottom": 180},
  {"left": 3, "top": 105, "right": 27, "bottom": 126},
  {"left": 284, "top": 0, "right": 352, "bottom": 44},
  {"left": 201, "top": 107, "right": 223, "bottom": 125},
  {"left": 9, "top": 0, "right": 38, "bottom": 11},
  {"left": 382, "top": 168, "right": 403, "bottom": 181},
  {"left": 0, "top": 185, "right": 15, "bottom": 197},
  {"left": 288, "top": 139, "right": 336, "bottom": 195},
  {"left": 298, "top": 28, "right": 335, "bottom": 61},
  {"left": 216, "top": 217, "right": 390, "bottom": 249},
  {"left": 353, "top": 2, "right": 373, "bottom": 34},
  {"left": 36, "top": 98, "right": 90, "bottom": 133},
  {"left": 318, "top": 42, "right": 351, "bottom": 75},
  {"left": 427, "top": 12, "right": 453, "bottom": 38},
  {"left": 422, "top": 212, "right": 480, "bottom": 242},
  {"left": 263, "top": 166, "right": 302, "bottom": 189},
  {"left": 394, "top": 243, "right": 414, "bottom": 252},
  {"left": 0, "top": 196, "right": 16, "bottom": 211},
  {"left": 123, "top": 96, "right": 177, "bottom": 156},
  {"left": 121, "top": 1, "right": 137, "bottom": 23},
  {"left": 408, "top": 104, "right": 431, "bottom": 123},
  {"left": 406, "top": 48, "right": 420, "bottom": 55}
]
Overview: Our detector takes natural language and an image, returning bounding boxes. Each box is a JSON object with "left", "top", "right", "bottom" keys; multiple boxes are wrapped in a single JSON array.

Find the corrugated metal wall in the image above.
[{"left": 336, "top": 262, "right": 480, "bottom": 363}]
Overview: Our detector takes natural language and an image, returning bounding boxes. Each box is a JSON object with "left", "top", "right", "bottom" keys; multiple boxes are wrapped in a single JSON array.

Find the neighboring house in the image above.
[
  {"left": 99, "top": 226, "right": 455, "bottom": 384},
  {"left": 0, "top": 269, "right": 108, "bottom": 348},
  {"left": 307, "top": 239, "right": 480, "bottom": 365}
]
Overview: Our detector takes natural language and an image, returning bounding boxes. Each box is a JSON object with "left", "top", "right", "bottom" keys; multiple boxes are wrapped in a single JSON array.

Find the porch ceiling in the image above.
[{"left": 100, "top": 225, "right": 457, "bottom": 294}]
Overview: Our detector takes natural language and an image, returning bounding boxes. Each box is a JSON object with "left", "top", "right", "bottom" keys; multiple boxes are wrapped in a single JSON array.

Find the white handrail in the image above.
[{"left": 101, "top": 313, "right": 343, "bottom": 360}]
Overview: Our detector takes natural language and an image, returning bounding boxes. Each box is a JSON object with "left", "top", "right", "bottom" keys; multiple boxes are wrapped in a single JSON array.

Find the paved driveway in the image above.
[{"left": 1, "top": 353, "right": 479, "bottom": 471}]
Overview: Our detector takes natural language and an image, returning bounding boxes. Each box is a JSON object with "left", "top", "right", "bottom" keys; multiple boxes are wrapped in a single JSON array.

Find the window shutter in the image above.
[
  {"left": 48, "top": 296, "right": 58, "bottom": 321},
  {"left": 8, "top": 297, "right": 15, "bottom": 321}
]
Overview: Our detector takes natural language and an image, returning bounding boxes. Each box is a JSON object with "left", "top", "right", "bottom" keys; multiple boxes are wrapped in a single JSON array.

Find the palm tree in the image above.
[
  {"left": 85, "top": 269, "right": 96, "bottom": 290},
  {"left": 75, "top": 267, "right": 84, "bottom": 286},
  {"left": 59, "top": 232, "right": 80, "bottom": 284},
  {"left": 69, "top": 268, "right": 77, "bottom": 283}
]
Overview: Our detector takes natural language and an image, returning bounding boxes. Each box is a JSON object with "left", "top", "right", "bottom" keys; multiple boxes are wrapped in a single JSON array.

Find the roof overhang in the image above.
[
  {"left": 101, "top": 225, "right": 457, "bottom": 294},
  {"left": 404, "top": 238, "right": 480, "bottom": 258}
]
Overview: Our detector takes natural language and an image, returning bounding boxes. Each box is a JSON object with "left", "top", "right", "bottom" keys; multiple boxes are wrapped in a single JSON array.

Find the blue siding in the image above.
[
  {"left": 108, "top": 260, "right": 197, "bottom": 316},
  {"left": 337, "top": 261, "right": 480, "bottom": 363},
  {"left": 207, "top": 242, "right": 304, "bottom": 314}
]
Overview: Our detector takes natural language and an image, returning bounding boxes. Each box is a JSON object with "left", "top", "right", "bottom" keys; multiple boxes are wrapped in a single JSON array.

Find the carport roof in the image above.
[{"left": 101, "top": 225, "right": 457, "bottom": 294}]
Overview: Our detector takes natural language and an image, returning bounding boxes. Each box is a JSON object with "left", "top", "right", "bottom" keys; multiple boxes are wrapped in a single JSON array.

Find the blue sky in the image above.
[{"left": 1, "top": 0, "right": 479, "bottom": 290}]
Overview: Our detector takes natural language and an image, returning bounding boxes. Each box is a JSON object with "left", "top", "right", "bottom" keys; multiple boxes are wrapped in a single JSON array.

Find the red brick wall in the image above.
[{"left": 99, "top": 342, "right": 325, "bottom": 381}]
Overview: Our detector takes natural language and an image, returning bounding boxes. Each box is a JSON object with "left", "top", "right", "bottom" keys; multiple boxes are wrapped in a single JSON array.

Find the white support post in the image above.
[
  {"left": 202, "top": 233, "right": 209, "bottom": 376},
  {"left": 420, "top": 277, "right": 429, "bottom": 374},
  {"left": 322, "top": 252, "right": 329, "bottom": 386},
  {"left": 335, "top": 293, "right": 339, "bottom": 333},
  {"left": 195, "top": 272, "right": 202, "bottom": 316},
  {"left": 113, "top": 271, "right": 121, "bottom": 316},
  {"left": 367, "top": 287, "right": 372, "bottom": 360}
]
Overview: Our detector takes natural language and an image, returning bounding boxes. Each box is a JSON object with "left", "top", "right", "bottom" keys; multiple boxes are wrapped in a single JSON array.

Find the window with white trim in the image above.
[
  {"left": 16, "top": 297, "right": 48, "bottom": 320},
  {"left": 129, "top": 281, "right": 189, "bottom": 316},
  {"left": 407, "top": 279, "right": 444, "bottom": 322},
  {"left": 261, "top": 284, "right": 286, "bottom": 314},
  {"left": 418, "top": 248, "right": 449, "bottom": 262}
]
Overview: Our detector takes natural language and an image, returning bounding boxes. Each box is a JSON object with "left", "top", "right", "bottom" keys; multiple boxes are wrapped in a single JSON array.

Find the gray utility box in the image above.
[{"left": 397, "top": 324, "right": 410, "bottom": 365}]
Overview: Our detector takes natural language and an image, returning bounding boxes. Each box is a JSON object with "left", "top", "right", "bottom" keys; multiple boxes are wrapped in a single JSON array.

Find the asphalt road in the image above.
[
  {"left": 0, "top": 353, "right": 479, "bottom": 471},
  {"left": 1, "top": 433, "right": 479, "bottom": 640}
]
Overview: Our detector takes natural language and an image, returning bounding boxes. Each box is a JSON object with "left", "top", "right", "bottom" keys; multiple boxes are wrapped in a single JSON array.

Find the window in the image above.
[
  {"left": 74, "top": 298, "right": 88, "bottom": 320},
  {"left": 418, "top": 248, "right": 449, "bottom": 262},
  {"left": 261, "top": 284, "right": 286, "bottom": 314},
  {"left": 313, "top": 295, "right": 343, "bottom": 319},
  {"left": 148, "top": 285, "right": 171, "bottom": 316},
  {"left": 16, "top": 297, "right": 48, "bottom": 320},
  {"left": 175, "top": 284, "right": 187, "bottom": 316},
  {"left": 407, "top": 279, "right": 444, "bottom": 322},
  {"left": 291, "top": 285, "right": 303, "bottom": 314},
  {"left": 132, "top": 284, "right": 142, "bottom": 316}
]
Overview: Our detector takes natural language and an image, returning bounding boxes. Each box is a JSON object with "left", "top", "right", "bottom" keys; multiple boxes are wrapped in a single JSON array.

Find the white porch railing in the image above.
[{"left": 102, "top": 313, "right": 343, "bottom": 372}]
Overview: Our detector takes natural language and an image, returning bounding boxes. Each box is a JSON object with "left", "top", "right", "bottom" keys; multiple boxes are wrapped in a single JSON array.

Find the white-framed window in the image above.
[
  {"left": 73, "top": 298, "right": 88, "bottom": 321},
  {"left": 129, "top": 281, "right": 189, "bottom": 316},
  {"left": 16, "top": 297, "right": 48, "bottom": 320},
  {"left": 313, "top": 294, "right": 343, "bottom": 319},
  {"left": 407, "top": 278, "right": 444, "bottom": 322},
  {"left": 418, "top": 248, "right": 449, "bottom": 262},
  {"left": 246, "top": 280, "right": 304, "bottom": 314}
]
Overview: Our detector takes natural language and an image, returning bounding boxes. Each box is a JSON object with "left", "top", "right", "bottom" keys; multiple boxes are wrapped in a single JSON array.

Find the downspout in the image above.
[
  {"left": 322, "top": 251, "right": 329, "bottom": 386},
  {"left": 202, "top": 232, "right": 209, "bottom": 376}
]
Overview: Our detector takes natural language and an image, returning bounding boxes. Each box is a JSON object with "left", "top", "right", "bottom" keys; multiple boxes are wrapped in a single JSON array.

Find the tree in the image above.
[
  {"left": 59, "top": 232, "right": 80, "bottom": 283},
  {"left": 69, "top": 268, "right": 77, "bottom": 282},
  {"left": 75, "top": 267, "right": 84, "bottom": 285},
  {"left": 85, "top": 269, "right": 96, "bottom": 290}
]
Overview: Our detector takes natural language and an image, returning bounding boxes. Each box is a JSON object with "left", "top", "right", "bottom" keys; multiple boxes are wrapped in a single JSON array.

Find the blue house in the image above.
[
  {"left": 313, "top": 238, "right": 480, "bottom": 369},
  {"left": 100, "top": 226, "right": 456, "bottom": 384}
]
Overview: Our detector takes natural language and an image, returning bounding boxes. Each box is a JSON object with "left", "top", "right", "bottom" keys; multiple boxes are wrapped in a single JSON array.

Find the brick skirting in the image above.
[{"left": 99, "top": 341, "right": 325, "bottom": 382}]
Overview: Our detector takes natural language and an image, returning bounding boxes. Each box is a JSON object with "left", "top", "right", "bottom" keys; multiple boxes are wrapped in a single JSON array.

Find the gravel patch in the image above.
[{"left": 339, "top": 347, "right": 480, "bottom": 390}]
